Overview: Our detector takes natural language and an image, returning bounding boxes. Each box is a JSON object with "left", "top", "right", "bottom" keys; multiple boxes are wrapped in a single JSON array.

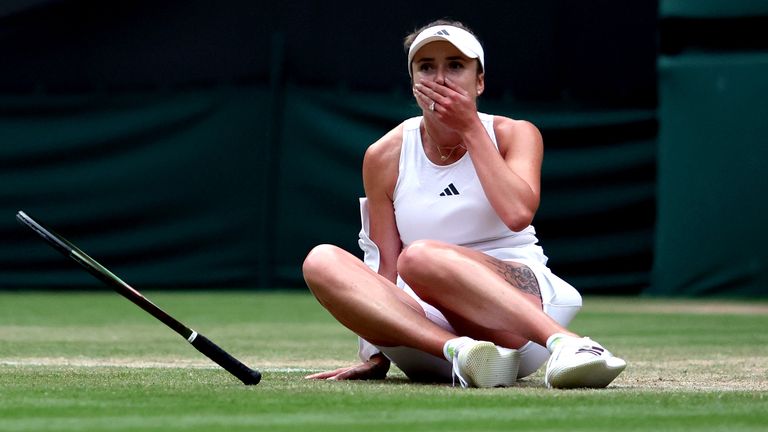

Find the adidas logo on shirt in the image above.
[{"left": 439, "top": 183, "right": 460, "bottom": 196}]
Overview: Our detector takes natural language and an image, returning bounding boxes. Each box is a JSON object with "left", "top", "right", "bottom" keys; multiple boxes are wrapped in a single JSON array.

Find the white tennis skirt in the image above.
[{"left": 375, "top": 243, "right": 582, "bottom": 382}]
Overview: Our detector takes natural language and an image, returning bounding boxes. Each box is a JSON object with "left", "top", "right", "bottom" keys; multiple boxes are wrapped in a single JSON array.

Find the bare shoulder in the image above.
[
  {"left": 492, "top": 116, "right": 543, "bottom": 156},
  {"left": 363, "top": 122, "right": 404, "bottom": 199},
  {"left": 365, "top": 123, "right": 403, "bottom": 165},
  {"left": 493, "top": 116, "right": 543, "bottom": 144}
]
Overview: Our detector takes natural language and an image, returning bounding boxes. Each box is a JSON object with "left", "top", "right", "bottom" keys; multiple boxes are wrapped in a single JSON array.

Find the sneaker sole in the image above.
[
  {"left": 546, "top": 357, "right": 627, "bottom": 389},
  {"left": 458, "top": 342, "right": 520, "bottom": 388}
]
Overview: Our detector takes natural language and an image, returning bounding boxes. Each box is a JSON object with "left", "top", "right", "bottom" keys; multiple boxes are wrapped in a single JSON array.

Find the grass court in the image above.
[{"left": 1, "top": 291, "right": 766, "bottom": 431}]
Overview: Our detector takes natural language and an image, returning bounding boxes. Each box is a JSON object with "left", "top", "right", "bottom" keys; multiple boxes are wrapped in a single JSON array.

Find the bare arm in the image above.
[
  {"left": 306, "top": 126, "right": 403, "bottom": 381},
  {"left": 362, "top": 125, "right": 404, "bottom": 284},
  {"left": 416, "top": 78, "right": 542, "bottom": 231},
  {"left": 462, "top": 115, "right": 542, "bottom": 231}
]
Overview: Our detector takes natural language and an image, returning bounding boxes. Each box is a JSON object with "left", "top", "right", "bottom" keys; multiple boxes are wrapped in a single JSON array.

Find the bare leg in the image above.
[
  {"left": 397, "top": 240, "right": 577, "bottom": 349},
  {"left": 302, "top": 244, "right": 457, "bottom": 358}
]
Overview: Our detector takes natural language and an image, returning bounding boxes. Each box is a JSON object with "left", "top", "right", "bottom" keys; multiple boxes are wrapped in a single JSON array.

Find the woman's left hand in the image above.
[{"left": 304, "top": 354, "right": 390, "bottom": 381}]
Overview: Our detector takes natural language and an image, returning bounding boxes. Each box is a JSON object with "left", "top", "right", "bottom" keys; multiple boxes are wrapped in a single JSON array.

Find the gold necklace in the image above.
[
  {"left": 425, "top": 125, "right": 465, "bottom": 161},
  {"left": 434, "top": 142, "right": 465, "bottom": 161}
]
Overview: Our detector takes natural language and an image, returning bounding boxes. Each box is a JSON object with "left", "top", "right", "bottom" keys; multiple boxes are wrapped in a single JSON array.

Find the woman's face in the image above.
[{"left": 410, "top": 41, "right": 484, "bottom": 99}]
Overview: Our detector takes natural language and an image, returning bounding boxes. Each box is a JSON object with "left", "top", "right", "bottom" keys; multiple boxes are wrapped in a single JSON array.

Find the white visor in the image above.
[{"left": 407, "top": 25, "right": 485, "bottom": 76}]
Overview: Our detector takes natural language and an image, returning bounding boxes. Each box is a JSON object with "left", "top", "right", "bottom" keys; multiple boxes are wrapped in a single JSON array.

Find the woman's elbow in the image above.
[{"left": 501, "top": 206, "right": 536, "bottom": 232}]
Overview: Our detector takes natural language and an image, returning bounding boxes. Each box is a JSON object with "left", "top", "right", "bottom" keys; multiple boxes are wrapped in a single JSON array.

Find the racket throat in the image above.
[{"left": 186, "top": 330, "right": 199, "bottom": 343}]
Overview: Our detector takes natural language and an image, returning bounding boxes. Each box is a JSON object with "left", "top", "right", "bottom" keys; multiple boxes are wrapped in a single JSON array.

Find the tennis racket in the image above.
[{"left": 16, "top": 210, "right": 261, "bottom": 385}]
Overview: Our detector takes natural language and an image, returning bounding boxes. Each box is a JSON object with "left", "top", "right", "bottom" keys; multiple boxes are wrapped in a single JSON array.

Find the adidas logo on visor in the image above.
[{"left": 435, "top": 29, "right": 450, "bottom": 36}]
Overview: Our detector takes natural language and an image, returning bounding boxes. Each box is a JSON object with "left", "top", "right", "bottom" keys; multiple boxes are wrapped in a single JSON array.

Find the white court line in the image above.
[{"left": 0, "top": 357, "right": 318, "bottom": 373}]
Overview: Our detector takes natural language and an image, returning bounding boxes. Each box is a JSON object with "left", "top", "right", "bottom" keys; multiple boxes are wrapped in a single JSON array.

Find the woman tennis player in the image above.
[{"left": 302, "top": 19, "right": 626, "bottom": 388}]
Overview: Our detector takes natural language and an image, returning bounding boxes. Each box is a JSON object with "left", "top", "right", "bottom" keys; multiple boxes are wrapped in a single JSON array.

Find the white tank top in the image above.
[{"left": 392, "top": 113, "right": 539, "bottom": 253}]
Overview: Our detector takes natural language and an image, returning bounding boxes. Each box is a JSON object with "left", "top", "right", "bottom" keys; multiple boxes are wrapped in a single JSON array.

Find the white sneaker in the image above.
[
  {"left": 448, "top": 339, "right": 520, "bottom": 388},
  {"left": 545, "top": 337, "right": 626, "bottom": 389}
]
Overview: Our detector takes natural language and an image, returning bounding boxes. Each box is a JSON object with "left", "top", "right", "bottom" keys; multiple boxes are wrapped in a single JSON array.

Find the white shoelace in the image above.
[
  {"left": 446, "top": 337, "right": 474, "bottom": 388},
  {"left": 451, "top": 355, "right": 469, "bottom": 388}
]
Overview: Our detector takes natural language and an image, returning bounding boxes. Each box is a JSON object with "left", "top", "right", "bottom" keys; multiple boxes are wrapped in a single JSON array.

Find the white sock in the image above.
[
  {"left": 442, "top": 336, "right": 475, "bottom": 361},
  {"left": 546, "top": 333, "right": 574, "bottom": 352}
]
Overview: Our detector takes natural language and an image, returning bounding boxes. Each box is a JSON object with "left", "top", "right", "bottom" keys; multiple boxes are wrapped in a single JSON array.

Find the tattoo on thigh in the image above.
[{"left": 487, "top": 258, "right": 541, "bottom": 298}]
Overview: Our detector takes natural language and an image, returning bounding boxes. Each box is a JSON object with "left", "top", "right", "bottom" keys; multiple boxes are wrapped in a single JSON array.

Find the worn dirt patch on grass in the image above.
[
  {"left": 0, "top": 357, "right": 343, "bottom": 372},
  {"left": 611, "top": 356, "right": 768, "bottom": 392},
  {"left": 584, "top": 298, "right": 768, "bottom": 315}
]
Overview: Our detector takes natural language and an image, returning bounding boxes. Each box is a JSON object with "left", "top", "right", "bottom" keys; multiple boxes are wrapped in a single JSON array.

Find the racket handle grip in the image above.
[{"left": 189, "top": 332, "right": 261, "bottom": 385}]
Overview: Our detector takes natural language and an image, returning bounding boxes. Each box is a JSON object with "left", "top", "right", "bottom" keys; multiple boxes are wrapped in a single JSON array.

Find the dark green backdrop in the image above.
[
  {"left": 651, "top": 0, "right": 768, "bottom": 296},
  {"left": 0, "top": 87, "right": 655, "bottom": 291},
  {"left": 1, "top": 0, "right": 766, "bottom": 297}
]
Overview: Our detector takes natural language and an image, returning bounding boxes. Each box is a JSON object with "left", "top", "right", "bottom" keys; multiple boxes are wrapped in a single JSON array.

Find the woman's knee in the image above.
[
  {"left": 397, "top": 240, "right": 451, "bottom": 279},
  {"left": 302, "top": 244, "right": 344, "bottom": 287}
]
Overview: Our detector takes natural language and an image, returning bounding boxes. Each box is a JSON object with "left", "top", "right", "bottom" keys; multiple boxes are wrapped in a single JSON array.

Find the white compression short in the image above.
[{"left": 372, "top": 244, "right": 582, "bottom": 382}]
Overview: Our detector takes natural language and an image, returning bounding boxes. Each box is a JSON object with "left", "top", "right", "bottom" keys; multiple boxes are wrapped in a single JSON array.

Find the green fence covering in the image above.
[
  {"left": 1, "top": 85, "right": 656, "bottom": 292},
  {"left": 650, "top": 52, "right": 768, "bottom": 297},
  {"left": 0, "top": 0, "right": 661, "bottom": 293},
  {"left": 661, "top": 0, "right": 768, "bottom": 17},
  {"left": 1, "top": 87, "right": 271, "bottom": 287},
  {"left": 4, "top": 1, "right": 765, "bottom": 297}
]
